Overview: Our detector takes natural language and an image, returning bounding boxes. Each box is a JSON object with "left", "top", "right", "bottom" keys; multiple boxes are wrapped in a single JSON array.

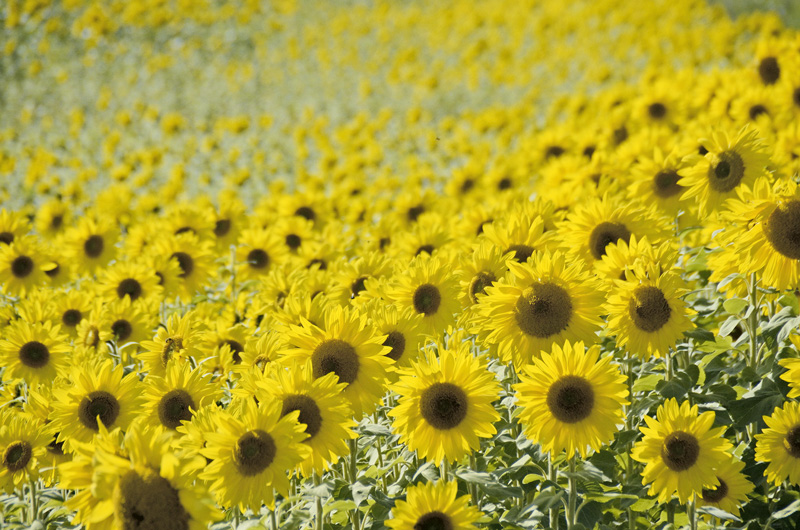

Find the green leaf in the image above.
[
  {"left": 632, "top": 373, "right": 662, "bottom": 393},
  {"left": 723, "top": 298, "right": 748, "bottom": 314},
  {"left": 683, "top": 328, "right": 715, "bottom": 343},
  {"left": 697, "top": 506, "right": 740, "bottom": 521},
  {"left": 772, "top": 499, "right": 800, "bottom": 519},
  {"left": 629, "top": 497, "right": 657, "bottom": 512},
  {"left": 778, "top": 293, "right": 800, "bottom": 315}
]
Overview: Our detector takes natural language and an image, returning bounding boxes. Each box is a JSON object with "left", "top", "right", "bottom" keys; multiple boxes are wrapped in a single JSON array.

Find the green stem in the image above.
[
  {"left": 440, "top": 458, "right": 449, "bottom": 482},
  {"left": 666, "top": 502, "right": 674, "bottom": 525},
  {"left": 748, "top": 272, "right": 759, "bottom": 370},
  {"left": 567, "top": 455, "right": 577, "bottom": 530},
  {"left": 549, "top": 454, "right": 559, "bottom": 530},
  {"left": 376, "top": 436, "right": 388, "bottom": 494},
  {"left": 469, "top": 453, "right": 479, "bottom": 509},
  {"left": 29, "top": 479, "right": 38, "bottom": 525},
  {"left": 270, "top": 494, "right": 279, "bottom": 530},
  {"left": 689, "top": 498, "right": 697, "bottom": 530},
  {"left": 350, "top": 438, "right": 361, "bottom": 530},
  {"left": 665, "top": 348, "right": 673, "bottom": 381},
  {"left": 314, "top": 471, "right": 323, "bottom": 530}
]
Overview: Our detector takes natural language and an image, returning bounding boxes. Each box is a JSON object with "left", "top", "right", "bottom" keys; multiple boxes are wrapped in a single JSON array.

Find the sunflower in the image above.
[
  {"left": 212, "top": 190, "right": 247, "bottom": 249},
  {"left": 605, "top": 264, "right": 694, "bottom": 360},
  {"left": 50, "top": 360, "right": 143, "bottom": 451},
  {"left": 0, "top": 320, "right": 70, "bottom": 386},
  {"left": 779, "top": 357, "right": 800, "bottom": 399},
  {"left": 0, "top": 409, "right": 50, "bottom": 491},
  {"left": 103, "top": 296, "right": 155, "bottom": 348},
  {"left": 0, "top": 235, "right": 50, "bottom": 296},
  {"left": 142, "top": 362, "right": 220, "bottom": 432},
  {"left": 368, "top": 301, "right": 425, "bottom": 371},
  {"left": 139, "top": 311, "right": 202, "bottom": 377},
  {"left": 65, "top": 216, "right": 119, "bottom": 275},
  {"left": 481, "top": 211, "right": 551, "bottom": 264},
  {"left": 34, "top": 198, "right": 70, "bottom": 240},
  {"left": 231, "top": 331, "right": 285, "bottom": 377},
  {"left": 696, "top": 456, "right": 753, "bottom": 517},
  {"left": 258, "top": 364, "right": 356, "bottom": 477},
  {"left": 594, "top": 235, "right": 678, "bottom": 286},
  {"left": 515, "top": 340, "right": 628, "bottom": 457},
  {"left": 96, "top": 259, "right": 163, "bottom": 305},
  {"left": 457, "top": 240, "right": 511, "bottom": 309},
  {"left": 199, "top": 398, "right": 310, "bottom": 511},
  {"left": 631, "top": 398, "right": 733, "bottom": 503},
  {"left": 559, "top": 195, "right": 670, "bottom": 264},
  {"left": 235, "top": 227, "right": 288, "bottom": 282},
  {"left": 386, "top": 480, "right": 481, "bottom": 530},
  {"left": 678, "top": 127, "right": 769, "bottom": 215},
  {"left": 755, "top": 401, "right": 800, "bottom": 486},
  {"left": 628, "top": 147, "right": 689, "bottom": 216},
  {"left": 60, "top": 423, "right": 218, "bottom": 530},
  {"left": 24, "top": 388, "right": 70, "bottom": 486},
  {"left": 386, "top": 254, "right": 461, "bottom": 337},
  {"left": 284, "top": 304, "right": 391, "bottom": 417},
  {"left": 389, "top": 341, "right": 500, "bottom": 464},
  {"left": 473, "top": 251, "right": 604, "bottom": 368},
  {"left": 73, "top": 308, "right": 113, "bottom": 362},
  {"left": 0, "top": 209, "right": 30, "bottom": 247},
  {"left": 328, "top": 253, "right": 392, "bottom": 307},
  {"left": 199, "top": 321, "right": 251, "bottom": 373},
  {"left": 153, "top": 233, "right": 216, "bottom": 301},
  {"left": 274, "top": 215, "right": 316, "bottom": 255},
  {"left": 726, "top": 178, "right": 800, "bottom": 290}
]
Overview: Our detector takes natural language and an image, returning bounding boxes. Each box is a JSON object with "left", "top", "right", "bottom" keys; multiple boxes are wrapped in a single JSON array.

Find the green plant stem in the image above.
[
  {"left": 665, "top": 348, "right": 673, "bottom": 381},
  {"left": 748, "top": 272, "right": 759, "bottom": 370},
  {"left": 440, "top": 458, "right": 449, "bottom": 482},
  {"left": 567, "top": 455, "right": 577, "bottom": 530},
  {"left": 314, "top": 471, "right": 323, "bottom": 530},
  {"left": 549, "top": 454, "right": 559, "bottom": 530},
  {"left": 688, "top": 498, "right": 697, "bottom": 530},
  {"left": 376, "top": 436, "right": 388, "bottom": 494},
  {"left": 469, "top": 453, "right": 479, "bottom": 509},
  {"left": 270, "top": 494, "right": 279, "bottom": 530},
  {"left": 233, "top": 507, "right": 240, "bottom": 529},
  {"left": 666, "top": 502, "right": 674, "bottom": 525},
  {"left": 350, "top": 438, "right": 361, "bottom": 530},
  {"left": 29, "top": 479, "right": 38, "bottom": 525}
]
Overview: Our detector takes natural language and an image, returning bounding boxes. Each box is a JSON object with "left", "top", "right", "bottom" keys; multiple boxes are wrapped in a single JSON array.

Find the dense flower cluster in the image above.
[{"left": 3, "top": 1, "right": 800, "bottom": 529}]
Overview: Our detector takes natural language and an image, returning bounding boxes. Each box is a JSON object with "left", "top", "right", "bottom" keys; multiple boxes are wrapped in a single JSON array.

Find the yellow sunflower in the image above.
[
  {"left": 199, "top": 398, "right": 310, "bottom": 511},
  {"left": 386, "top": 254, "right": 461, "bottom": 337},
  {"left": 139, "top": 311, "right": 202, "bottom": 377},
  {"left": 389, "top": 341, "right": 500, "bottom": 465},
  {"left": 605, "top": 264, "right": 694, "bottom": 360},
  {"left": 96, "top": 259, "right": 163, "bottom": 304},
  {"left": 284, "top": 304, "right": 392, "bottom": 417},
  {"left": 368, "top": 301, "right": 426, "bottom": 371},
  {"left": 631, "top": 398, "right": 733, "bottom": 503},
  {"left": 235, "top": 227, "right": 288, "bottom": 282},
  {"left": 60, "top": 423, "right": 218, "bottom": 530},
  {"left": 328, "top": 253, "right": 392, "bottom": 307},
  {"left": 0, "top": 208, "right": 30, "bottom": 247},
  {"left": 0, "top": 320, "right": 70, "bottom": 386},
  {"left": 559, "top": 195, "right": 670, "bottom": 264},
  {"left": 103, "top": 296, "right": 155, "bottom": 348},
  {"left": 0, "top": 408, "right": 51, "bottom": 492},
  {"left": 387, "top": 480, "right": 481, "bottom": 530},
  {"left": 473, "top": 251, "right": 605, "bottom": 368},
  {"left": 65, "top": 216, "right": 119, "bottom": 275},
  {"left": 52, "top": 289, "right": 94, "bottom": 338},
  {"left": 696, "top": 455, "right": 753, "bottom": 517},
  {"left": 153, "top": 233, "right": 216, "bottom": 301},
  {"left": 678, "top": 126, "right": 770, "bottom": 215},
  {"left": 481, "top": 211, "right": 552, "bottom": 264},
  {"left": 628, "top": 147, "right": 690, "bottom": 216},
  {"left": 755, "top": 400, "right": 800, "bottom": 486},
  {"left": 50, "top": 360, "right": 143, "bottom": 451},
  {"left": 726, "top": 177, "right": 800, "bottom": 290},
  {"left": 594, "top": 235, "right": 678, "bottom": 286},
  {"left": 515, "top": 340, "right": 628, "bottom": 457},
  {"left": 0, "top": 235, "right": 51, "bottom": 296},
  {"left": 257, "top": 364, "right": 356, "bottom": 477},
  {"left": 142, "top": 362, "right": 221, "bottom": 431},
  {"left": 457, "top": 240, "right": 511, "bottom": 309}
]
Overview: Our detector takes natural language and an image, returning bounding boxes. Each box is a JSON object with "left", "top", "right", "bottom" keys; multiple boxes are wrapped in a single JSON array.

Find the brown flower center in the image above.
[
  {"left": 3, "top": 441, "right": 32, "bottom": 472},
  {"left": 514, "top": 282, "right": 573, "bottom": 338},
  {"left": 589, "top": 222, "right": 632, "bottom": 260},
  {"left": 661, "top": 431, "right": 700, "bottom": 471},
  {"left": 311, "top": 339, "right": 359, "bottom": 385},
  {"left": 234, "top": 429, "right": 276, "bottom": 476},
  {"left": 546, "top": 375, "right": 595, "bottom": 423},
  {"left": 629, "top": 285, "right": 671, "bottom": 332},
  {"left": 413, "top": 284, "right": 442, "bottom": 316},
  {"left": 115, "top": 469, "right": 189, "bottom": 530},
  {"left": 764, "top": 200, "right": 800, "bottom": 260},
  {"left": 116, "top": 278, "right": 142, "bottom": 300},
  {"left": 708, "top": 150, "right": 745, "bottom": 193},
  {"left": 84, "top": 235, "right": 105, "bottom": 258},
  {"left": 19, "top": 341, "right": 50, "bottom": 368},
  {"left": 78, "top": 390, "right": 121, "bottom": 431},
  {"left": 281, "top": 394, "right": 323, "bottom": 439},
  {"left": 419, "top": 382, "right": 468, "bottom": 430},
  {"left": 157, "top": 389, "right": 195, "bottom": 430}
]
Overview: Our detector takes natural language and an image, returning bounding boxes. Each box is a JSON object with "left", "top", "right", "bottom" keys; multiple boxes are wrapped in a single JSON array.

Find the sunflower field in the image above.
[{"left": 7, "top": 0, "right": 800, "bottom": 529}]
